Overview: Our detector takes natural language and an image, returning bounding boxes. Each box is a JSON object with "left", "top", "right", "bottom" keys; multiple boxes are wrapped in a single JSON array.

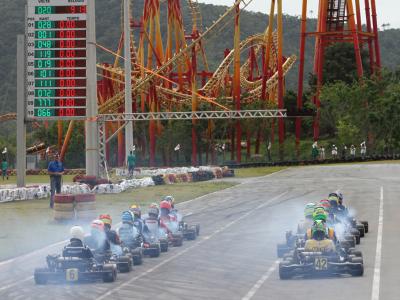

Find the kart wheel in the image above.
[
  {"left": 117, "top": 257, "right": 132, "bottom": 273},
  {"left": 361, "top": 221, "right": 369, "bottom": 233},
  {"left": 173, "top": 236, "right": 183, "bottom": 247},
  {"left": 133, "top": 254, "right": 143, "bottom": 265},
  {"left": 355, "top": 234, "right": 361, "bottom": 245},
  {"left": 34, "top": 268, "right": 48, "bottom": 285},
  {"left": 357, "top": 225, "right": 365, "bottom": 238},
  {"left": 103, "top": 266, "right": 117, "bottom": 283},
  {"left": 349, "top": 250, "right": 363, "bottom": 257},
  {"left": 279, "top": 263, "right": 292, "bottom": 280},
  {"left": 187, "top": 230, "right": 197, "bottom": 241},
  {"left": 150, "top": 246, "right": 161, "bottom": 258},
  {"left": 160, "top": 242, "right": 169, "bottom": 252},
  {"left": 350, "top": 262, "right": 364, "bottom": 277},
  {"left": 345, "top": 236, "right": 356, "bottom": 248},
  {"left": 196, "top": 224, "right": 200, "bottom": 236}
]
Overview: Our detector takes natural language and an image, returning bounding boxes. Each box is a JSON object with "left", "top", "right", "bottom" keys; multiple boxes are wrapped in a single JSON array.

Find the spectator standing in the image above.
[
  {"left": 48, "top": 153, "right": 64, "bottom": 208},
  {"left": 1, "top": 158, "right": 8, "bottom": 180},
  {"left": 331, "top": 144, "right": 338, "bottom": 159},
  {"left": 341, "top": 144, "right": 347, "bottom": 159},
  {"left": 267, "top": 140, "right": 272, "bottom": 161},
  {"left": 312, "top": 141, "right": 319, "bottom": 160},
  {"left": 350, "top": 145, "right": 356, "bottom": 158},
  {"left": 127, "top": 150, "right": 136, "bottom": 177},
  {"left": 360, "top": 141, "right": 367, "bottom": 158},
  {"left": 319, "top": 146, "right": 325, "bottom": 160}
]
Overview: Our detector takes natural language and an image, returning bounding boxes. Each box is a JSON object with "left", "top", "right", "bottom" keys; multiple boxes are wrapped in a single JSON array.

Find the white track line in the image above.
[
  {"left": 371, "top": 186, "right": 384, "bottom": 300},
  {"left": 241, "top": 260, "right": 279, "bottom": 300},
  {"left": 0, "top": 276, "right": 33, "bottom": 292},
  {"left": 96, "top": 191, "right": 288, "bottom": 300}
]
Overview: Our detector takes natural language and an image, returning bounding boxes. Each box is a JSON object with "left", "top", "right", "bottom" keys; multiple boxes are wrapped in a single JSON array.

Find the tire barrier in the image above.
[
  {"left": 53, "top": 194, "right": 75, "bottom": 221},
  {"left": 222, "top": 154, "right": 400, "bottom": 169},
  {"left": 53, "top": 193, "right": 96, "bottom": 222}
]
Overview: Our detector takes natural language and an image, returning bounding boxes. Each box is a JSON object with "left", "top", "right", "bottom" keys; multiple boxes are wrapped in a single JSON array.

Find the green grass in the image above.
[
  {"left": 0, "top": 175, "right": 75, "bottom": 185},
  {"left": 234, "top": 166, "right": 287, "bottom": 178},
  {"left": 0, "top": 181, "right": 237, "bottom": 261}
]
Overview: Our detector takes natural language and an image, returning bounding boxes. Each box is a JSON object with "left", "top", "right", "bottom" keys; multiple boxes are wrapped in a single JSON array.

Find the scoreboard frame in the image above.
[{"left": 25, "top": 0, "right": 88, "bottom": 120}]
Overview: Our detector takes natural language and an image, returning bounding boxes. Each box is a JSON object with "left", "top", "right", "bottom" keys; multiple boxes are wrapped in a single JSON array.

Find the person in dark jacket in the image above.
[{"left": 63, "top": 226, "right": 93, "bottom": 259}]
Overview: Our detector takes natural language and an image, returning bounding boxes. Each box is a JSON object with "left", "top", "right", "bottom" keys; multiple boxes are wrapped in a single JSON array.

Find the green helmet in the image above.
[
  {"left": 304, "top": 203, "right": 316, "bottom": 218},
  {"left": 313, "top": 206, "right": 327, "bottom": 222},
  {"left": 311, "top": 219, "right": 326, "bottom": 236}
]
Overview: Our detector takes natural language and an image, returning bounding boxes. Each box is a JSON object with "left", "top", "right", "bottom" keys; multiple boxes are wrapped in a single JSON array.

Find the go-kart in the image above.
[
  {"left": 279, "top": 244, "right": 363, "bottom": 279},
  {"left": 93, "top": 249, "right": 133, "bottom": 273},
  {"left": 117, "top": 225, "right": 144, "bottom": 266},
  {"left": 142, "top": 218, "right": 168, "bottom": 256},
  {"left": 34, "top": 246, "right": 117, "bottom": 284},
  {"left": 276, "top": 231, "right": 306, "bottom": 258},
  {"left": 160, "top": 217, "right": 184, "bottom": 247},
  {"left": 172, "top": 210, "right": 200, "bottom": 240}
]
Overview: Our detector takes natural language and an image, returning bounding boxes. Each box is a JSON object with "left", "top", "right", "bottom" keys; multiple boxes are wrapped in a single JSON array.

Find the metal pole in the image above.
[
  {"left": 16, "top": 34, "right": 26, "bottom": 187},
  {"left": 86, "top": 0, "right": 99, "bottom": 177},
  {"left": 124, "top": 0, "right": 134, "bottom": 161}
]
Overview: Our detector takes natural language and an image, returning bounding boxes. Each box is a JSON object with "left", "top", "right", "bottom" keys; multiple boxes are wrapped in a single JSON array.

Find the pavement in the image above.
[{"left": 0, "top": 164, "right": 398, "bottom": 300}]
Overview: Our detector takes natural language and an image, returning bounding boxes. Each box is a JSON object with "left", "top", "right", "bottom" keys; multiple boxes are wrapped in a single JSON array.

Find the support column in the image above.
[
  {"left": 85, "top": 0, "right": 99, "bottom": 177},
  {"left": 16, "top": 35, "right": 26, "bottom": 187},
  {"left": 124, "top": 0, "right": 134, "bottom": 160},
  {"left": 277, "top": 0, "right": 285, "bottom": 159}
]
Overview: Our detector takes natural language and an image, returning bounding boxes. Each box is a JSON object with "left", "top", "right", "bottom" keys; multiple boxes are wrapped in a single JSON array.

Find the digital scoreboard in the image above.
[{"left": 26, "top": 0, "right": 88, "bottom": 119}]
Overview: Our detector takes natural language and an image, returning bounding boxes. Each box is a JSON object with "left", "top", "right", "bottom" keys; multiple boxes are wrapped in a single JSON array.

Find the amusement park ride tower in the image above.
[{"left": 296, "top": 0, "right": 381, "bottom": 149}]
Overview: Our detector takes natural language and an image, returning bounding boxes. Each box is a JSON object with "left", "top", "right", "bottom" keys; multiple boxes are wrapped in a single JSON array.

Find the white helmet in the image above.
[{"left": 70, "top": 226, "right": 85, "bottom": 242}]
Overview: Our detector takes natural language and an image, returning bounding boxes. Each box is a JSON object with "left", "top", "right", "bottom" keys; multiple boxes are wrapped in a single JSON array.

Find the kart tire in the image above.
[
  {"left": 150, "top": 247, "right": 161, "bottom": 258},
  {"left": 186, "top": 230, "right": 197, "bottom": 241},
  {"left": 344, "top": 236, "right": 356, "bottom": 248},
  {"left": 34, "top": 268, "right": 48, "bottom": 285},
  {"left": 196, "top": 224, "right": 200, "bottom": 236},
  {"left": 173, "top": 236, "right": 183, "bottom": 247},
  {"left": 103, "top": 265, "right": 117, "bottom": 282},
  {"left": 279, "top": 263, "right": 292, "bottom": 280},
  {"left": 349, "top": 250, "right": 363, "bottom": 257},
  {"left": 350, "top": 262, "right": 364, "bottom": 277},
  {"left": 355, "top": 233, "right": 361, "bottom": 245},
  {"left": 357, "top": 225, "right": 365, "bottom": 238},
  {"left": 160, "top": 242, "right": 169, "bottom": 252},
  {"left": 132, "top": 254, "right": 143, "bottom": 265},
  {"left": 117, "top": 257, "right": 132, "bottom": 273},
  {"left": 361, "top": 221, "right": 369, "bottom": 233}
]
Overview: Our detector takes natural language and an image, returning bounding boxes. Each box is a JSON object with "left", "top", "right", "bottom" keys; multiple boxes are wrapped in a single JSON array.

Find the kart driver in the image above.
[
  {"left": 297, "top": 203, "right": 315, "bottom": 234},
  {"left": 304, "top": 220, "right": 335, "bottom": 253},
  {"left": 99, "top": 214, "right": 121, "bottom": 245},
  {"left": 305, "top": 207, "right": 336, "bottom": 242},
  {"left": 84, "top": 220, "right": 111, "bottom": 254},
  {"left": 130, "top": 204, "right": 145, "bottom": 234},
  {"left": 63, "top": 226, "right": 93, "bottom": 259},
  {"left": 118, "top": 211, "right": 140, "bottom": 248}
]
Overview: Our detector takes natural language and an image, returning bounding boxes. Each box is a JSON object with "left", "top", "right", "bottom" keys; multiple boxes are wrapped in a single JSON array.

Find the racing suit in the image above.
[
  {"left": 104, "top": 226, "right": 121, "bottom": 245},
  {"left": 118, "top": 222, "right": 139, "bottom": 248},
  {"left": 133, "top": 216, "right": 145, "bottom": 235},
  {"left": 63, "top": 238, "right": 94, "bottom": 259}
]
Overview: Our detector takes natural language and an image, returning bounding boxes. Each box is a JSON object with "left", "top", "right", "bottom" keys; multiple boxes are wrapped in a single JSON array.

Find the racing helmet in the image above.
[
  {"left": 149, "top": 202, "right": 159, "bottom": 209},
  {"left": 130, "top": 204, "right": 141, "bottom": 218},
  {"left": 319, "top": 199, "right": 331, "bottom": 211},
  {"left": 121, "top": 211, "right": 134, "bottom": 224},
  {"left": 99, "top": 214, "right": 112, "bottom": 226},
  {"left": 304, "top": 203, "right": 316, "bottom": 218},
  {"left": 148, "top": 207, "right": 159, "bottom": 218},
  {"left": 70, "top": 226, "right": 85, "bottom": 242},
  {"left": 313, "top": 207, "right": 327, "bottom": 222},
  {"left": 336, "top": 191, "right": 344, "bottom": 204},
  {"left": 311, "top": 220, "right": 326, "bottom": 240},
  {"left": 163, "top": 195, "right": 175, "bottom": 205},
  {"left": 328, "top": 194, "right": 339, "bottom": 207},
  {"left": 91, "top": 219, "right": 105, "bottom": 232},
  {"left": 160, "top": 200, "right": 172, "bottom": 210}
]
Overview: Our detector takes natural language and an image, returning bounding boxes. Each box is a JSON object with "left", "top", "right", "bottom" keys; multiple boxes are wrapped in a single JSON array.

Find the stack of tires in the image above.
[
  {"left": 54, "top": 194, "right": 75, "bottom": 221},
  {"left": 75, "top": 193, "right": 96, "bottom": 220}
]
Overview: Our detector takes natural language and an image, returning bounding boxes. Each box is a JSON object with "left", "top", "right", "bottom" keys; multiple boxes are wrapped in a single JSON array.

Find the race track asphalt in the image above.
[{"left": 0, "top": 164, "right": 399, "bottom": 300}]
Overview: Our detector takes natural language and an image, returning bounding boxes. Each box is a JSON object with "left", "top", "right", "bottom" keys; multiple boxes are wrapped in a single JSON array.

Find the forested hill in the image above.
[{"left": 1, "top": 0, "right": 399, "bottom": 114}]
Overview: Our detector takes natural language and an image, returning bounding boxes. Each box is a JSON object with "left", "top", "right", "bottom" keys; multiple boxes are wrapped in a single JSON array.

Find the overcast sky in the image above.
[{"left": 198, "top": 0, "right": 399, "bottom": 29}]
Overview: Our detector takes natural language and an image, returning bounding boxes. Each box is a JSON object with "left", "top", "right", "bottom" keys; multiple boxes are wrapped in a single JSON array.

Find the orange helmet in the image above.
[
  {"left": 160, "top": 200, "right": 172, "bottom": 210},
  {"left": 91, "top": 219, "right": 105, "bottom": 231},
  {"left": 99, "top": 214, "right": 112, "bottom": 226}
]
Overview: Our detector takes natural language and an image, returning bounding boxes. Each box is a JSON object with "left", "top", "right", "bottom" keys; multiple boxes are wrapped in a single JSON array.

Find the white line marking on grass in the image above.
[
  {"left": 371, "top": 186, "right": 384, "bottom": 300},
  {"left": 241, "top": 260, "right": 280, "bottom": 300},
  {"left": 96, "top": 191, "right": 288, "bottom": 300}
]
